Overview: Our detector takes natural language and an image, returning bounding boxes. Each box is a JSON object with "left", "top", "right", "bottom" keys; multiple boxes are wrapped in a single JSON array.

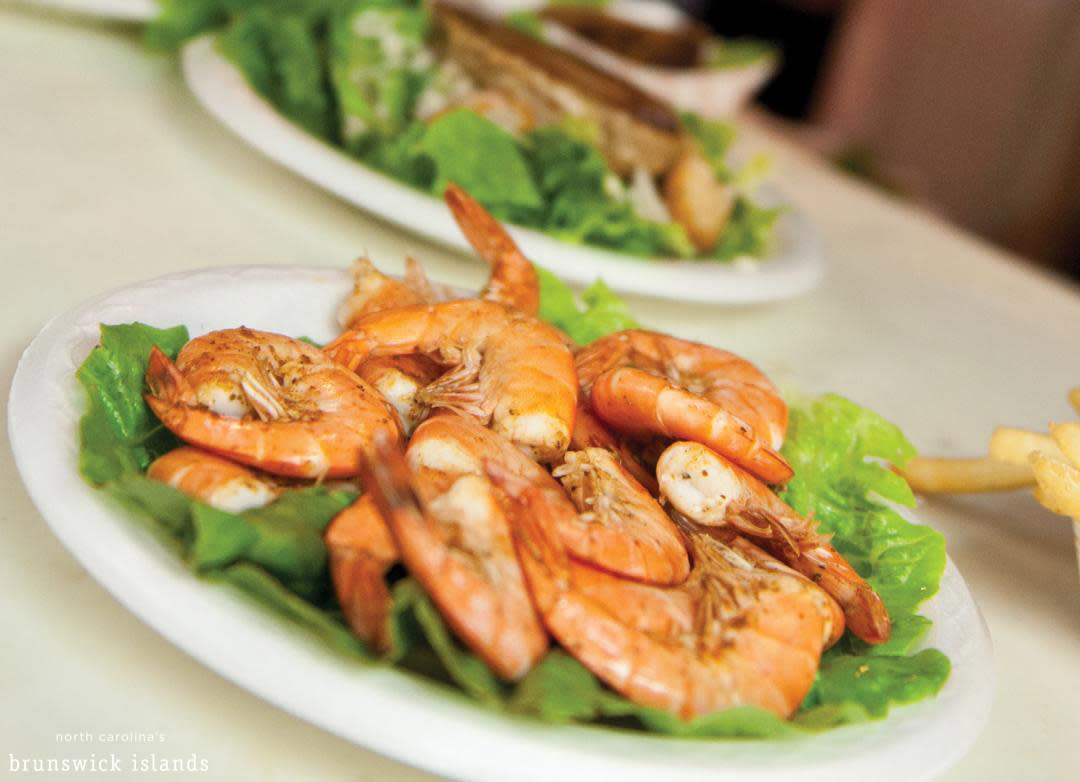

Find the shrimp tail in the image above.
[
  {"left": 802, "top": 545, "right": 892, "bottom": 644},
  {"left": 444, "top": 183, "right": 539, "bottom": 316},
  {"left": 145, "top": 345, "right": 193, "bottom": 405}
]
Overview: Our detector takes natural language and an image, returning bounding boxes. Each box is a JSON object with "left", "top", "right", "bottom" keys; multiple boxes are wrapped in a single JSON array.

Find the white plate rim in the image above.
[
  {"left": 8, "top": 265, "right": 992, "bottom": 782},
  {"left": 180, "top": 34, "right": 825, "bottom": 305}
]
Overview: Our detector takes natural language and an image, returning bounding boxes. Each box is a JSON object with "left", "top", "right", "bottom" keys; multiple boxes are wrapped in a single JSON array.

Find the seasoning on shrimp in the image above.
[
  {"left": 657, "top": 440, "right": 891, "bottom": 644},
  {"left": 145, "top": 328, "right": 402, "bottom": 479}
]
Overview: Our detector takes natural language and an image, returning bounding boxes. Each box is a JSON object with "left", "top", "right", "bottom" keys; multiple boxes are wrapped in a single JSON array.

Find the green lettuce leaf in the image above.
[
  {"left": 418, "top": 109, "right": 543, "bottom": 212},
  {"left": 104, "top": 474, "right": 353, "bottom": 599},
  {"left": 504, "top": 10, "right": 543, "bottom": 39},
  {"left": 146, "top": 0, "right": 229, "bottom": 50},
  {"left": 536, "top": 266, "right": 638, "bottom": 344},
  {"left": 780, "top": 394, "right": 950, "bottom": 713},
  {"left": 214, "top": 562, "right": 375, "bottom": 660},
  {"left": 516, "top": 127, "right": 694, "bottom": 258},
  {"left": 804, "top": 650, "right": 951, "bottom": 718},
  {"left": 76, "top": 323, "right": 189, "bottom": 485},
  {"left": 711, "top": 197, "right": 782, "bottom": 262},
  {"left": 701, "top": 37, "right": 778, "bottom": 70},
  {"left": 218, "top": 8, "right": 335, "bottom": 139},
  {"left": 681, "top": 113, "right": 736, "bottom": 182}
]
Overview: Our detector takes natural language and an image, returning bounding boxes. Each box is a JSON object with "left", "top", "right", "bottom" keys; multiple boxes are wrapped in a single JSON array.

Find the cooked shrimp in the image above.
[
  {"left": 490, "top": 464, "right": 829, "bottom": 719},
  {"left": 444, "top": 183, "right": 539, "bottom": 316},
  {"left": 576, "top": 330, "right": 791, "bottom": 484},
  {"left": 147, "top": 446, "right": 279, "bottom": 512},
  {"left": 711, "top": 527, "right": 845, "bottom": 648},
  {"left": 553, "top": 448, "right": 689, "bottom": 585},
  {"left": 657, "top": 440, "right": 891, "bottom": 644},
  {"left": 337, "top": 257, "right": 430, "bottom": 331},
  {"left": 325, "top": 300, "right": 577, "bottom": 462},
  {"left": 145, "top": 328, "right": 401, "bottom": 479},
  {"left": 408, "top": 414, "right": 682, "bottom": 585},
  {"left": 360, "top": 428, "right": 547, "bottom": 680},
  {"left": 324, "top": 494, "right": 400, "bottom": 652},
  {"left": 570, "top": 405, "right": 658, "bottom": 494}
]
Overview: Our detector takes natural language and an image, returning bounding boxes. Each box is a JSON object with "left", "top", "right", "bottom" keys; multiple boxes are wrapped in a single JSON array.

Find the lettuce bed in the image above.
[
  {"left": 148, "top": 0, "right": 780, "bottom": 261},
  {"left": 75, "top": 275, "right": 949, "bottom": 738}
]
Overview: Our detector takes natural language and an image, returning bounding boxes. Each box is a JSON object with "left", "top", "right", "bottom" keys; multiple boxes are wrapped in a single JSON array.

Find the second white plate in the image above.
[{"left": 181, "top": 35, "right": 824, "bottom": 304}]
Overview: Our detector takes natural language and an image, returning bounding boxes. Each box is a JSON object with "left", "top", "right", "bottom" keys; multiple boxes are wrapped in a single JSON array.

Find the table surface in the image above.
[{"left": 2, "top": 7, "right": 1078, "bottom": 782}]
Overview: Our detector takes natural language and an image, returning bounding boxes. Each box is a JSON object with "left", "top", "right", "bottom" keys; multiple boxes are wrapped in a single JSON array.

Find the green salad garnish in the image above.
[
  {"left": 76, "top": 272, "right": 949, "bottom": 738},
  {"left": 148, "top": 0, "right": 780, "bottom": 261}
]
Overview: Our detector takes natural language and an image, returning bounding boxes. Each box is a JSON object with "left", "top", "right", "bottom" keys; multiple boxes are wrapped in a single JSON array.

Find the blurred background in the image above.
[{"left": 682, "top": 0, "right": 1080, "bottom": 281}]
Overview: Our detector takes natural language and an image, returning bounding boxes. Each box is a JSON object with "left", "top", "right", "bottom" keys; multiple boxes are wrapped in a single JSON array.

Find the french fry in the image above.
[
  {"left": 988, "top": 427, "right": 1064, "bottom": 465},
  {"left": 900, "top": 456, "right": 1035, "bottom": 494},
  {"left": 1069, "top": 387, "right": 1080, "bottom": 416},
  {"left": 1031, "top": 431, "right": 1080, "bottom": 579},
  {"left": 1030, "top": 451, "right": 1080, "bottom": 518},
  {"left": 1049, "top": 422, "right": 1080, "bottom": 469}
]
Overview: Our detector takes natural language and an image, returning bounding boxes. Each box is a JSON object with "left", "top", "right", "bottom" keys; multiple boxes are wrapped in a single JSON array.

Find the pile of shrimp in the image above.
[{"left": 144, "top": 184, "right": 891, "bottom": 721}]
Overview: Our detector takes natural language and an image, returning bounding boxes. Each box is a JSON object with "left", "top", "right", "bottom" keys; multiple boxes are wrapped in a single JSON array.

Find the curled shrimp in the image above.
[
  {"left": 360, "top": 427, "right": 548, "bottom": 680},
  {"left": 657, "top": 440, "right": 891, "bottom": 644},
  {"left": 553, "top": 448, "right": 689, "bottom": 585},
  {"left": 145, "top": 328, "right": 401, "bottom": 479},
  {"left": 490, "top": 462, "right": 830, "bottom": 720},
  {"left": 575, "top": 330, "right": 792, "bottom": 484},
  {"left": 325, "top": 300, "right": 577, "bottom": 463},
  {"left": 324, "top": 494, "right": 400, "bottom": 652},
  {"left": 444, "top": 183, "right": 539, "bottom": 316},
  {"left": 147, "top": 446, "right": 280, "bottom": 513},
  {"left": 332, "top": 189, "right": 541, "bottom": 435},
  {"left": 409, "top": 414, "right": 684, "bottom": 584}
]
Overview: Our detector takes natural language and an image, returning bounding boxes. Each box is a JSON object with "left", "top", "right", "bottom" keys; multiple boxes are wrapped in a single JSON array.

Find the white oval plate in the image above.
[
  {"left": 10, "top": 265, "right": 992, "bottom": 782},
  {"left": 12, "top": 0, "right": 156, "bottom": 21},
  {"left": 181, "top": 35, "right": 824, "bottom": 304}
]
